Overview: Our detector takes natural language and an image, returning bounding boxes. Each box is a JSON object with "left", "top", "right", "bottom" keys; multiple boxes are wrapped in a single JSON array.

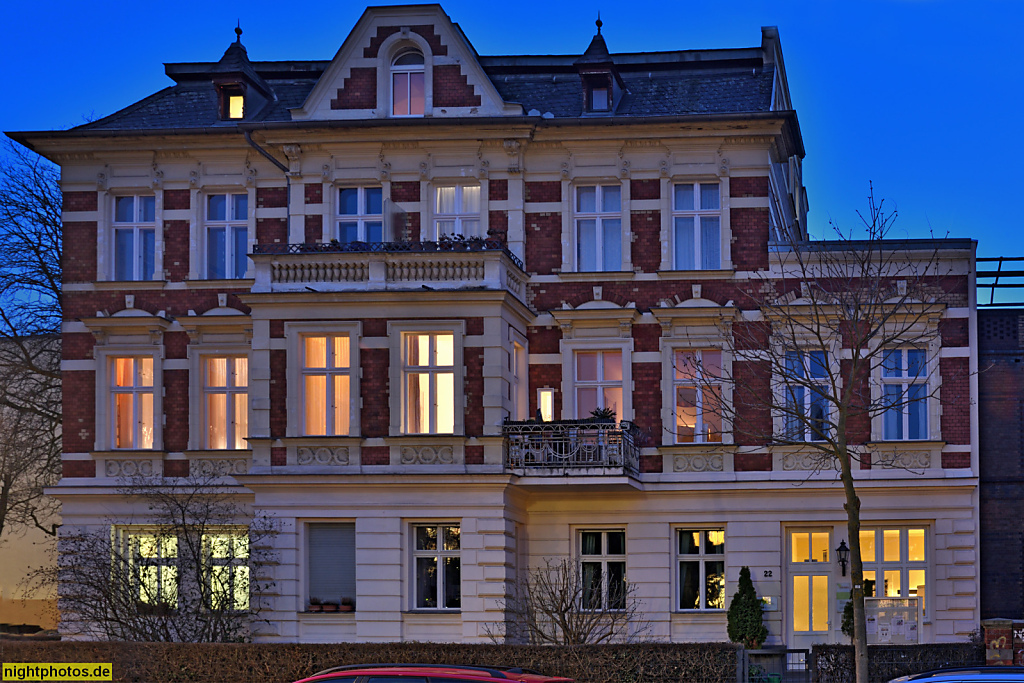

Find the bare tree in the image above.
[
  {"left": 47, "top": 471, "right": 277, "bottom": 642},
  {"left": 675, "top": 188, "right": 962, "bottom": 683},
  {"left": 488, "top": 557, "right": 650, "bottom": 646}
]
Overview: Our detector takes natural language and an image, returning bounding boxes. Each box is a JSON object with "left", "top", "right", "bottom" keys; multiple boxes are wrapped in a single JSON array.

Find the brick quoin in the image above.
[
  {"left": 632, "top": 362, "right": 662, "bottom": 448},
  {"left": 163, "top": 219, "right": 190, "bottom": 281},
  {"left": 257, "top": 218, "right": 287, "bottom": 245},
  {"left": 363, "top": 25, "right": 447, "bottom": 58},
  {"left": 62, "top": 460, "right": 96, "bottom": 478},
  {"left": 62, "top": 333, "right": 94, "bottom": 361},
  {"left": 164, "top": 331, "right": 189, "bottom": 360},
  {"left": 487, "top": 210, "right": 508, "bottom": 242},
  {"left": 732, "top": 360, "right": 770, "bottom": 446},
  {"left": 271, "top": 447, "right": 287, "bottom": 466},
  {"left": 390, "top": 181, "right": 420, "bottom": 203},
  {"left": 631, "top": 209, "right": 661, "bottom": 273},
  {"left": 464, "top": 351, "right": 485, "bottom": 436},
  {"left": 529, "top": 364, "right": 561, "bottom": 419},
  {"left": 525, "top": 213, "right": 561, "bottom": 275},
  {"left": 630, "top": 179, "right": 660, "bottom": 200},
  {"left": 330, "top": 67, "right": 378, "bottom": 110},
  {"left": 632, "top": 324, "right": 661, "bottom": 353},
  {"left": 164, "top": 369, "right": 189, "bottom": 452},
  {"left": 63, "top": 221, "right": 97, "bottom": 282},
  {"left": 433, "top": 65, "right": 480, "bottom": 107},
  {"left": 734, "top": 453, "right": 772, "bottom": 471},
  {"left": 528, "top": 326, "right": 561, "bottom": 354},
  {"left": 465, "top": 445, "right": 484, "bottom": 465},
  {"left": 525, "top": 181, "right": 561, "bottom": 203},
  {"left": 256, "top": 187, "right": 287, "bottom": 209},
  {"left": 163, "top": 460, "right": 189, "bottom": 478},
  {"left": 942, "top": 452, "right": 971, "bottom": 468},
  {"left": 63, "top": 191, "right": 98, "bottom": 212},
  {"left": 940, "top": 357, "right": 970, "bottom": 445},
  {"left": 362, "top": 445, "right": 390, "bottom": 465},
  {"left": 361, "top": 348, "right": 390, "bottom": 437},
  {"left": 163, "top": 189, "right": 190, "bottom": 211},
  {"left": 731, "top": 207, "right": 770, "bottom": 270},
  {"left": 305, "top": 214, "right": 323, "bottom": 244},
  {"left": 270, "top": 350, "right": 287, "bottom": 438},
  {"left": 63, "top": 371, "right": 95, "bottom": 453},
  {"left": 940, "top": 319, "right": 969, "bottom": 347},
  {"left": 729, "top": 176, "right": 769, "bottom": 198},
  {"left": 270, "top": 320, "right": 285, "bottom": 338},
  {"left": 488, "top": 179, "right": 508, "bottom": 202},
  {"left": 304, "top": 183, "right": 323, "bottom": 205}
]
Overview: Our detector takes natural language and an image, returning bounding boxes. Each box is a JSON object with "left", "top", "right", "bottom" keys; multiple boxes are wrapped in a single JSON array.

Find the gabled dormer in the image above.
[
  {"left": 575, "top": 17, "right": 625, "bottom": 115},
  {"left": 211, "top": 26, "right": 273, "bottom": 121},
  {"left": 293, "top": 4, "right": 521, "bottom": 120}
]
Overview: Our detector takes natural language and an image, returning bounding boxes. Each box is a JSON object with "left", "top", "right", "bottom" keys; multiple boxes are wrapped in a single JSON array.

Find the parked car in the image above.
[
  {"left": 294, "top": 664, "right": 574, "bottom": 683},
  {"left": 889, "top": 666, "right": 1024, "bottom": 682}
]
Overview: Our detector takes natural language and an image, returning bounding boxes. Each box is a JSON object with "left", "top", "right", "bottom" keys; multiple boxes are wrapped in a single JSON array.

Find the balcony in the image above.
[
  {"left": 250, "top": 240, "right": 525, "bottom": 301},
  {"left": 502, "top": 419, "right": 641, "bottom": 477}
]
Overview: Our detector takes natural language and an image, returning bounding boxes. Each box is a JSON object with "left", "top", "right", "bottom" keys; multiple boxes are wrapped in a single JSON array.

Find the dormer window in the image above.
[
  {"left": 582, "top": 74, "right": 613, "bottom": 113},
  {"left": 392, "top": 50, "right": 425, "bottom": 117},
  {"left": 219, "top": 85, "right": 245, "bottom": 120}
]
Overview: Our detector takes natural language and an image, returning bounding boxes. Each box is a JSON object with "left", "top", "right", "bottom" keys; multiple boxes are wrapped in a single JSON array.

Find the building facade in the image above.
[{"left": 11, "top": 5, "right": 980, "bottom": 646}]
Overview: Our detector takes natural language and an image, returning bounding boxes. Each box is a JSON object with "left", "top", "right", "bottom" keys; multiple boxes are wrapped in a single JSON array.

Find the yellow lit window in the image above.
[{"left": 228, "top": 95, "right": 244, "bottom": 119}]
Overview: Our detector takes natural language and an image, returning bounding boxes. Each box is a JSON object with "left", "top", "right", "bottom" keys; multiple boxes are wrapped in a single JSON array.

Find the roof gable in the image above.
[{"left": 293, "top": 5, "right": 521, "bottom": 120}]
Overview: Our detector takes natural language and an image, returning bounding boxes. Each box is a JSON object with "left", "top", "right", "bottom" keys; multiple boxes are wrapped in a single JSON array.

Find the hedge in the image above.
[
  {"left": 811, "top": 642, "right": 985, "bottom": 682},
  {"left": 0, "top": 641, "right": 740, "bottom": 683}
]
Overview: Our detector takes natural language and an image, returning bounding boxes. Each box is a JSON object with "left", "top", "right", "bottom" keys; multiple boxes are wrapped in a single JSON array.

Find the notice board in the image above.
[{"left": 865, "top": 597, "right": 921, "bottom": 645}]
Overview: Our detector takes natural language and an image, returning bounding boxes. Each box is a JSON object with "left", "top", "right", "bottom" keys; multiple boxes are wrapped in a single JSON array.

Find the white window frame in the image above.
[
  {"left": 112, "top": 194, "right": 157, "bottom": 281},
  {"left": 201, "top": 355, "right": 249, "bottom": 450},
  {"left": 578, "top": 528, "right": 627, "bottom": 611},
  {"left": 672, "top": 349, "right": 724, "bottom": 444},
  {"left": 119, "top": 528, "right": 179, "bottom": 609},
  {"left": 574, "top": 184, "right": 624, "bottom": 272},
  {"left": 203, "top": 529, "right": 250, "bottom": 612},
  {"left": 858, "top": 526, "right": 929, "bottom": 618},
  {"left": 388, "top": 321, "right": 465, "bottom": 436},
  {"left": 509, "top": 327, "right": 529, "bottom": 421},
  {"left": 675, "top": 528, "right": 726, "bottom": 611},
  {"left": 783, "top": 349, "right": 831, "bottom": 443},
  {"left": 433, "top": 183, "right": 482, "bottom": 239},
  {"left": 880, "top": 348, "right": 930, "bottom": 441},
  {"left": 336, "top": 186, "right": 384, "bottom": 243},
  {"left": 204, "top": 192, "right": 249, "bottom": 279},
  {"left": 101, "top": 352, "right": 161, "bottom": 452},
  {"left": 412, "top": 522, "right": 461, "bottom": 610},
  {"left": 391, "top": 49, "right": 425, "bottom": 117},
  {"left": 659, "top": 338, "right": 733, "bottom": 446},
  {"left": 672, "top": 181, "right": 722, "bottom": 271},
  {"left": 560, "top": 338, "right": 633, "bottom": 421},
  {"left": 285, "top": 322, "right": 361, "bottom": 439}
]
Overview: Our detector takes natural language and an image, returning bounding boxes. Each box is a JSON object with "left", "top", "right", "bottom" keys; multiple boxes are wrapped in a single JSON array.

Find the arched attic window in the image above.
[{"left": 391, "top": 49, "right": 425, "bottom": 117}]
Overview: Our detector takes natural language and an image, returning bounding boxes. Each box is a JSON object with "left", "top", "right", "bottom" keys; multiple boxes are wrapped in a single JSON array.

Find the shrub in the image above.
[{"left": 727, "top": 566, "right": 768, "bottom": 648}]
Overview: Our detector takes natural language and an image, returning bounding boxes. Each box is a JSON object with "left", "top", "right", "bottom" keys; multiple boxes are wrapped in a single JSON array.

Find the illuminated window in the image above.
[
  {"left": 574, "top": 350, "right": 622, "bottom": 420},
  {"left": 204, "top": 356, "right": 248, "bottom": 450},
  {"left": 677, "top": 529, "right": 725, "bottom": 610},
  {"left": 228, "top": 95, "right": 244, "bottom": 119},
  {"left": 674, "top": 350, "right": 722, "bottom": 443},
  {"left": 337, "top": 187, "right": 383, "bottom": 243},
  {"left": 392, "top": 50, "right": 425, "bottom": 117},
  {"left": 860, "top": 527, "right": 928, "bottom": 615},
  {"left": 673, "top": 183, "right": 721, "bottom": 270},
  {"left": 538, "top": 388, "right": 555, "bottom": 422},
  {"left": 575, "top": 185, "right": 621, "bottom": 272},
  {"left": 113, "top": 195, "right": 156, "bottom": 281},
  {"left": 434, "top": 184, "right": 481, "bottom": 239},
  {"left": 220, "top": 85, "right": 245, "bottom": 120},
  {"left": 580, "top": 530, "right": 626, "bottom": 610},
  {"left": 302, "top": 335, "right": 352, "bottom": 436},
  {"left": 204, "top": 532, "right": 249, "bottom": 611},
  {"left": 789, "top": 530, "right": 830, "bottom": 634},
  {"left": 403, "top": 333, "right": 455, "bottom": 434},
  {"left": 785, "top": 350, "right": 830, "bottom": 442},
  {"left": 882, "top": 349, "right": 928, "bottom": 440},
  {"left": 129, "top": 532, "right": 178, "bottom": 608},
  {"left": 112, "top": 357, "right": 154, "bottom": 449},
  {"left": 206, "top": 193, "right": 248, "bottom": 279},
  {"left": 413, "top": 524, "right": 460, "bottom": 609}
]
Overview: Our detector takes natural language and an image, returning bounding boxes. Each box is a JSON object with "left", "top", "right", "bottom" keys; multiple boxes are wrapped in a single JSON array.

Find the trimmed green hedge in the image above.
[
  {"left": 0, "top": 641, "right": 740, "bottom": 683},
  {"left": 811, "top": 643, "right": 985, "bottom": 682}
]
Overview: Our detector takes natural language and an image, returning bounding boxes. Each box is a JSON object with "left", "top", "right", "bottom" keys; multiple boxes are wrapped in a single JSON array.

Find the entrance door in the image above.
[{"left": 787, "top": 530, "right": 833, "bottom": 649}]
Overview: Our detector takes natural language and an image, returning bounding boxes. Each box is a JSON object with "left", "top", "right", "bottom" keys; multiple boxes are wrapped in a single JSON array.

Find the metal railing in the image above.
[
  {"left": 502, "top": 419, "right": 641, "bottom": 475},
  {"left": 252, "top": 239, "right": 524, "bottom": 272}
]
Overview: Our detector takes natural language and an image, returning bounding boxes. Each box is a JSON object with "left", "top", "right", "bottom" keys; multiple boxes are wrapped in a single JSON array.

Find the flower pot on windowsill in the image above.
[
  {"left": 322, "top": 603, "right": 339, "bottom": 612},
  {"left": 306, "top": 604, "right": 323, "bottom": 613},
  {"left": 338, "top": 604, "right": 354, "bottom": 612}
]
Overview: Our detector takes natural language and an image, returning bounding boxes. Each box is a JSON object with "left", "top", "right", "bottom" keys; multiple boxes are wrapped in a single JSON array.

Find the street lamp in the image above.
[{"left": 836, "top": 539, "right": 850, "bottom": 576}]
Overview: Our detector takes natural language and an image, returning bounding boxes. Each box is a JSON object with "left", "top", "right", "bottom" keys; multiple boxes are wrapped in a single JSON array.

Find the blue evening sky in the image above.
[{"left": 3, "top": 1, "right": 1021, "bottom": 263}]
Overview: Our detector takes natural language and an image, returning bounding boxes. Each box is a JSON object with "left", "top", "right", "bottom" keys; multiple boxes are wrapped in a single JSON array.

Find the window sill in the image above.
[
  {"left": 672, "top": 610, "right": 727, "bottom": 617},
  {"left": 657, "top": 269, "right": 734, "bottom": 280},
  {"left": 94, "top": 279, "right": 167, "bottom": 290},
  {"left": 185, "top": 278, "right": 255, "bottom": 288},
  {"left": 403, "top": 610, "right": 461, "bottom": 616},
  {"left": 867, "top": 440, "right": 945, "bottom": 451},
  {"left": 558, "top": 271, "right": 635, "bottom": 281}
]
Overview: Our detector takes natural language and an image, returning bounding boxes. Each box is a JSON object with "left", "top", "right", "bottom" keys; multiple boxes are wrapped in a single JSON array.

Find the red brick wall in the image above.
[
  {"left": 163, "top": 189, "right": 190, "bottom": 211},
  {"left": 640, "top": 455, "right": 662, "bottom": 473},
  {"left": 305, "top": 183, "right": 323, "bottom": 205},
  {"left": 63, "top": 460, "right": 96, "bottom": 478},
  {"left": 525, "top": 182, "right": 561, "bottom": 203},
  {"left": 63, "top": 289, "right": 250, "bottom": 322},
  {"left": 305, "top": 215, "right": 323, "bottom": 244},
  {"left": 271, "top": 447, "right": 287, "bottom": 466},
  {"left": 731, "top": 207, "right": 769, "bottom": 271},
  {"left": 940, "top": 319, "right": 969, "bottom": 347},
  {"left": 843, "top": 360, "right": 871, "bottom": 445},
  {"left": 528, "top": 327, "right": 561, "bottom": 355},
  {"left": 632, "top": 362, "right": 662, "bottom": 448},
  {"left": 63, "top": 191, "right": 97, "bottom": 212},
  {"left": 163, "top": 369, "right": 189, "bottom": 452},
  {"left": 63, "top": 221, "right": 97, "bottom": 282},
  {"left": 406, "top": 212, "right": 421, "bottom": 242},
  {"left": 330, "top": 67, "right": 378, "bottom": 110},
  {"left": 361, "top": 445, "right": 390, "bottom": 465},
  {"left": 942, "top": 452, "right": 970, "bottom": 468},
  {"left": 466, "top": 318, "right": 484, "bottom": 336},
  {"left": 730, "top": 177, "right": 769, "bottom": 197},
  {"left": 163, "top": 460, "right": 189, "bottom": 477},
  {"left": 63, "top": 370, "right": 95, "bottom": 452},
  {"left": 529, "top": 364, "right": 561, "bottom": 419},
  {"left": 735, "top": 452, "right": 772, "bottom": 471},
  {"left": 630, "top": 179, "right": 660, "bottom": 201},
  {"left": 631, "top": 210, "right": 661, "bottom": 273},
  {"left": 364, "top": 25, "right": 447, "bottom": 58},
  {"left": 361, "top": 348, "right": 389, "bottom": 438},
  {"left": 489, "top": 179, "right": 508, "bottom": 202},
  {"left": 270, "top": 350, "right": 287, "bottom": 438},
  {"left": 257, "top": 218, "right": 287, "bottom": 245},
  {"left": 733, "top": 360, "right": 770, "bottom": 446},
  {"left": 487, "top": 210, "right": 508, "bottom": 242},
  {"left": 162, "top": 219, "right": 189, "bottom": 281},
  {"left": 256, "top": 187, "right": 287, "bottom": 209},
  {"left": 525, "top": 213, "right": 561, "bottom": 275},
  {"left": 465, "top": 445, "right": 484, "bottom": 465},
  {"left": 391, "top": 181, "right": 420, "bottom": 203},
  {"left": 62, "top": 333, "right": 94, "bottom": 361},
  {"left": 270, "top": 320, "right": 285, "bottom": 338},
  {"left": 632, "top": 324, "right": 661, "bottom": 353},
  {"left": 433, "top": 65, "right": 480, "bottom": 107},
  {"left": 465, "top": 350, "right": 485, "bottom": 436},
  {"left": 940, "top": 357, "right": 970, "bottom": 445},
  {"left": 164, "top": 331, "right": 189, "bottom": 360}
]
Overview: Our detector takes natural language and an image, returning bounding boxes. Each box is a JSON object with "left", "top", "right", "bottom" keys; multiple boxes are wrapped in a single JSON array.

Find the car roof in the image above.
[
  {"left": 294, "top": 663, "right": 573, "bottom": 683},
  {"left": 891, "top": 666, "right": 1024, "bottom": 682}
]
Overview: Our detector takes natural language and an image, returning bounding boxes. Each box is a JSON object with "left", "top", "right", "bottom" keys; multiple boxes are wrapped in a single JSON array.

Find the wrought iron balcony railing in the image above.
[{"left": 502, "top": 419, "right": 641, "bottom": 476}]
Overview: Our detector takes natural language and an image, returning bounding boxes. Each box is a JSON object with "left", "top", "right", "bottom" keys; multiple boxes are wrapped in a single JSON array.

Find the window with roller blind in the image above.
[{"left": 307, "top": 523, "right": 356, "bottom": 608}]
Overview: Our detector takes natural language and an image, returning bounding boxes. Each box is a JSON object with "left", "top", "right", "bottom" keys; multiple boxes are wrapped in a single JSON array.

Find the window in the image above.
[
  {"left": 302, "top": 336, "right": 352, "bottom": 436},
  {"left": 789, "top": 530, "right": 831, "bottom": 634},
  {"left": 219, "top": 85, "right": 245, "bottom": 119},
  {"left": 785, "top": 350, "right": 829, "bottom": 442},
  {"left": 113, "top": 195, "right": 156, "bottom": 281},
  {"left": 403, "top": 332, "right": 455, "bottom": 434},
  {"left": 392, "top": 50, "right": 425, "bottom": 117},
  {"left": 591, "top": 86, "right": 610, "bottom": 111},
  {"left": 574, "top": 350, "right": 622, "bottom": 420},
  {"left": 859, "top": 527, "right": 927, "bottom": 615},
  {"left": 204, "top": 356, "right": 248, "bottom": 449},
  {"left": 510, "top": 341, "right": 528, "bottom": 421},
  {"left": 882, "top": 349, "right": 928, "bottom": 440},
  {"left": 673, "top": 183, "right": 721, "bottom": 270},
  {"left": 580, "top": 530, "right": 626, "bottom": 610},
  {"left": 112, "top": 357, "right": 154, "bottom": 449},
  {"left": 206, "top": 193, "right": 249, "bottom": 279},
  {"left": 677, "top": 529, "right": 725, "bottom": 610},
  {"left": 204, "top": 532, "right": 249, "bottom": 611},
  {"left": 307, "top": 523, "right": 356, "bottom": 608},
  {"left": 337, "top": 187, "right": 383, "bottom": 243},
  {"left": 575, "top": 185, "right": 621, "bottom": 272},
  {"left": 413, "top": 524, "right": 460, "bottom": 609},
  {"left": 538, "top": 388, "right": 555, "bottom": 422},
  {"left": 674, "top": 350, "right": 722, "bottom": 443},
  {"left": 128, "top": 532, "right": 178, "bottom": 608},
  {"left": 434, "top": 185, "right": 481, "bottom": 239}
]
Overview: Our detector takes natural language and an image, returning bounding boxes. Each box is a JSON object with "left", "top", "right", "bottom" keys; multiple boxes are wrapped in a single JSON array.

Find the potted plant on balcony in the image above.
[
  {"left": 339, "top": 597, "right": 355, "bottom": 612},
  {"left": 589, "top": 406, "right": 617, "bottom": 423}
]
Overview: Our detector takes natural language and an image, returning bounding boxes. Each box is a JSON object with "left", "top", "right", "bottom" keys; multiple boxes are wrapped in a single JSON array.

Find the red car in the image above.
[{"left": 294, "top": 663, "right": 574, "bottom": 683}]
